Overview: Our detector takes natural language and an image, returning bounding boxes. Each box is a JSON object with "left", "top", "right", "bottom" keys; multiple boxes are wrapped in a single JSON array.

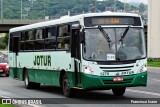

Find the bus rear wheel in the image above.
[
  {"left": 24, "top": 71, "right": 40, "bottom": 89},
  {"left": 62, "top": 73, "right": 75, "bottom": 97},
  {"left": 112, "top": 87, "right": 126, "bottom": 96}
]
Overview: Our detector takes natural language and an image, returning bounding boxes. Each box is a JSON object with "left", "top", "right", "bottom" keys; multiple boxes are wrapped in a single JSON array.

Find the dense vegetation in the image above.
[
  {"left": 0, "top": 0, "right": 147, "bottom": 49},
  {"left": 0, "top": 34, "right": 8, "bottom": 49},
  {"left": 0, "top": 0, "right": 147, "bottom": 19}
]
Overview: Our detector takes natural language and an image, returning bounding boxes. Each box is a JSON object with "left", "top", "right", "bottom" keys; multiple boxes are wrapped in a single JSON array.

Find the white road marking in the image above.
[
  {"left": 127, "top": 89, "right": 160, "bottom": 97},
  {"left": 152, "top": 79, "right": 160, "bottom": 82},
  {"left": 28, "top": 104, "right": 41, "bottom": 107},
  {"left": 0, "top": 95, "right": 10, "bottom": 98}
]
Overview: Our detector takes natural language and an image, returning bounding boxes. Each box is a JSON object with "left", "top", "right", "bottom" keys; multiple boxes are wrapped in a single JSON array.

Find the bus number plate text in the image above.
[{"left": 100, "top": 72, "right": 109, "bottom": 76}]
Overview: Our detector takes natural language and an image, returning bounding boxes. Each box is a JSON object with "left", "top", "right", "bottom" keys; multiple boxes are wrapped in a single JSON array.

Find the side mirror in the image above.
[{"left": 80, "top": 30, "right": 85, "bottom": 43}]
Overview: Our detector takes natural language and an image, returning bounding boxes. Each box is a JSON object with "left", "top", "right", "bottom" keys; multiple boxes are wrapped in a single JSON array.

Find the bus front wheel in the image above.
[
  {"left": 62, "top": 73, "right": 75, "bottom": 97},
  {"left": 112, "top": 87, "right": 126, "bottom": 96},
  {"left": 24, "top": 71, "right": 40, "bottom": 89}
]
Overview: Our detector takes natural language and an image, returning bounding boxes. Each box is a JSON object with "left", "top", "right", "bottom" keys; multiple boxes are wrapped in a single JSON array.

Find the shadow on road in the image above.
[
  {"left": 38, "top": 85, "right": 63, "bottom": 96},
  {"left": 31, "top": 85, "right": 135, "bottom": 104}
]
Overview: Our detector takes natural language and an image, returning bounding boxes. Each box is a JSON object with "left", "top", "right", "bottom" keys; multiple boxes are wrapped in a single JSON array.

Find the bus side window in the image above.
[
  {"left": 57, "top": 25, "right": 70, "bottom": 50},
  {"left": 44, "top": 26, "right": 56, "bottom": 50},
  {"left": 36, "top": 29, "right": 43, "bottom": 39},
  {"left": 20, "top": 32, "right": 25, "bottom": 51},
  {"left": 34, "top": 29, "right": 44, "bottom": 50},
  {"left": 29, "top": 30, "right": 34, "bottom": 40},
  {"left": 25, "top": 30, "right": 34, "bottom": 50}
]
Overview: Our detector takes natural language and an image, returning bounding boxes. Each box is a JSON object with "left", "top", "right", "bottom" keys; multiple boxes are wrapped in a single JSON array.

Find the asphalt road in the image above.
[{"left": 0, "top": 67, "right": 160, "bottom": 107}]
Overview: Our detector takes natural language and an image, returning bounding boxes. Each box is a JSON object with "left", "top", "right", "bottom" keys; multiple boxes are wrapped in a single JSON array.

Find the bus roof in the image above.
[{"left": 10, "top": 12, "right": 140, "bottom": 33}]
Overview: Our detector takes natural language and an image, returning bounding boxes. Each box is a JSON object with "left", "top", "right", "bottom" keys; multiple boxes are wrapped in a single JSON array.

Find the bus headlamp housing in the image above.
[
  {"left": 138, "top": 65, "right": 147, "bottom": 73},
  {"left": 84, "top": 66, "right": 94, "bottom": 75}
]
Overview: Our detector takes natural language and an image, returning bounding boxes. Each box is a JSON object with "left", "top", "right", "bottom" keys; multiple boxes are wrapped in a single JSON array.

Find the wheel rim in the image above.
[{"left": 63, "top": 78, "right": 70, "bottom": 96}]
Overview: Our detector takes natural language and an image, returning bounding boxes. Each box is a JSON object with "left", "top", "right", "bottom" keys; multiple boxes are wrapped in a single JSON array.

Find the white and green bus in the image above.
[{"left": 9, "top": 12, "right": 147, "bottom": 97}]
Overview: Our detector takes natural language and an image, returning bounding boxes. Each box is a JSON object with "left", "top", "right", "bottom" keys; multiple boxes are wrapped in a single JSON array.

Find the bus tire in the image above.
[
  {"left": 24, "top": 71, "right": 40, "bottom": 89},
  {"left": 112, "top": 87, "right": 126, "bottom": 96},
  {"left": 62, "top": 73, "right": 75, "bottom": 97}
]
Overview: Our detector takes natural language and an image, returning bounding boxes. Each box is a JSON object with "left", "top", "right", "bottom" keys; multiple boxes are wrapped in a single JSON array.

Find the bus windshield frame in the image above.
[{"left": 82, "top": 26, "right": 146, "bottom": 62}]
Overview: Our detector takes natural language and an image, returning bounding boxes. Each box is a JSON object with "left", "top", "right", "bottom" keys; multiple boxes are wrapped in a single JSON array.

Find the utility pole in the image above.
[
  {"left": 124, "top": 0, "right": 126, "bottom": 12},
  {"left": 29, "top": 0, "right": 36, "bottom": 19},
  {"left": 21, "top": 0, "right": 23, "bottom": 19},
  {"left": 94, "top": 0, "right": 96, "bottom": 12},
  {"left": 44, "top": 0, "right": 45, "bottom": 19},
  {"left": 25, "top": 7, "right": 30, "bottom": 19},
  {"left": 1, "top": 0, "right": 3, "bottom": 20},
  {"left": 114, "top": 0, "right": 116, "bottom": 12}
]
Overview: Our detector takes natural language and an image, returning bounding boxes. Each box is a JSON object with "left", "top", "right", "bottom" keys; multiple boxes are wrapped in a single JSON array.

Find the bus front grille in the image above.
[{"left": 100, "top": 65, "right": 134, "bottom": 72}]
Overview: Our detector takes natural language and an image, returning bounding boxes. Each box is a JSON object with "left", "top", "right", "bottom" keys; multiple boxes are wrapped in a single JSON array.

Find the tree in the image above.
[
  {"left": 0, "top": 33, "right": 8, "bottom": 49},
  {"left": 4, "top": 33, "right": 9, "bottom": 45},
  {"left": 0, "top": 0, "right": 139, "bottom": 19},
  {"left": 139, "top": 3, "right": 145, "bottom": 13}
]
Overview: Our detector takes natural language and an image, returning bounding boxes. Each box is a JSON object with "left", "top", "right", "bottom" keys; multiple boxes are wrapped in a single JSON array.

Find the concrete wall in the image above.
[{"left": 148, "top": 0, "right": 160, "bottom": 59}]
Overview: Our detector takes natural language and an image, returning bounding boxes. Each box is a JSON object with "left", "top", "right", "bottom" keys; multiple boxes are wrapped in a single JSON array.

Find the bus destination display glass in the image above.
[{"left": 84, "top": 16, "right": 141, "bottom": 26}]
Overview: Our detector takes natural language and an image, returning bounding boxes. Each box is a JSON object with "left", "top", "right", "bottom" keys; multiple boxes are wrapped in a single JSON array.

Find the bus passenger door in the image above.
[
  {"left": 71, "top": 28, "right": 81, "bottom": 86},
  {"left": 12, "top": 35, "right": 20, "bottom": 78}
]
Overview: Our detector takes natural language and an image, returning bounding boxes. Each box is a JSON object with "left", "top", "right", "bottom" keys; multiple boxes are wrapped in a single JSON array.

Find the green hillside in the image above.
[{"left": 0, "top": 0, "right": 146, "bottom": 19}]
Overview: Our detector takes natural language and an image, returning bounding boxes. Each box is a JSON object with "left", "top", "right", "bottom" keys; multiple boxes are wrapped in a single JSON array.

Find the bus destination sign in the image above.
[{"left": 84, "top": 16, "right": 141, "bottom": 27}]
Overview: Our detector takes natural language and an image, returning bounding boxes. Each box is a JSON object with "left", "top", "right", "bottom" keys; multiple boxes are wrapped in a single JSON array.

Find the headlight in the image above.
[
  {"left": 139, "top": 65, "right": 147, "bottom": 73},
  {"left": 84, "top": 66, "right": 94, "bottom": 75},
  {"left": 6, "top": 65, "right": 9, "bottom": 68}
]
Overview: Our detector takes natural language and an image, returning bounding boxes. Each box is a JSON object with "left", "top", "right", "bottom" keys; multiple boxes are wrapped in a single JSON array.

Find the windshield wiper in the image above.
[
  {"left": 119, "top": 26, "right": 131, "bottom": 47},
  {"left": 98, "top": 26, "right": 111, "bottom": 48}
]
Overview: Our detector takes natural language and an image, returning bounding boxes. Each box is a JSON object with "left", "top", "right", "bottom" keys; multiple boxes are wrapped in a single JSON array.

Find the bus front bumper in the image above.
[{"left": 81, "top": 72, "right": 147, "bottom": 90}]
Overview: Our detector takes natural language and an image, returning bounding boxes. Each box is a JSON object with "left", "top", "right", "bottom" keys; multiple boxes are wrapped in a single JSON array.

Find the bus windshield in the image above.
[{"left": 83, "top": 27, "right": 146, "bottom": 61}]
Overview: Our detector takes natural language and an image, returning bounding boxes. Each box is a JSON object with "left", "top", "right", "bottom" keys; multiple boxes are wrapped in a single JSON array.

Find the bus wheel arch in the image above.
[
  {"left": 59, "top": 70, "right": 75, "bottom": 97},
  {"left": 23, "top": 68, "right": 40, "bottom": 89},
  {"left": 24, "top": 68, "right": 32, "bottom": 89},
  {"left": 59, "top": 69, "right": 66, "bottom": 87},
  {"left": 22, "top": 67, "right": 27, "bottom": 81},
  {"left": 62, "top": 73, "right": 75, "bottom": 97}
]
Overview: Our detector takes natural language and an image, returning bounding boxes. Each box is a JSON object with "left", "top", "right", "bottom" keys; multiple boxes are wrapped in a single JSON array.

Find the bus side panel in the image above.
[
  {"left": 36, "top": 69, "right": 52, "bottom": 84},
  {"left": 9, "top": 67, "right": 14, "bottom": 78},
  {"left": 67, "top": 71, "right": 75, "bottom": 88},
  {"left": 9, "top": 52, "right": 17, "bottom": 78},
  {"left": 17, "top": 68, "right": 23, "bottom": 80},
  {"left": 50, "top": 71, "right": 60, "bottom": 86},
  {"left": 34, "top": 52, "right": 52, "bottom": 84},
  {"left": 51, "top": 51, "right": 74, "bottom": 87},
  {"left": 18, "top": 52, "right": 36, "bottom": 82},
  {"left": 9, "top": 67, "right": 16, "bottom": 79}
]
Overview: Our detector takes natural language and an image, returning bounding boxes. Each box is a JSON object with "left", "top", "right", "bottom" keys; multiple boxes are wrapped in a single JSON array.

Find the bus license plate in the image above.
[{"left": 113, "top": 77, "right": 123, "bottom": 82}]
